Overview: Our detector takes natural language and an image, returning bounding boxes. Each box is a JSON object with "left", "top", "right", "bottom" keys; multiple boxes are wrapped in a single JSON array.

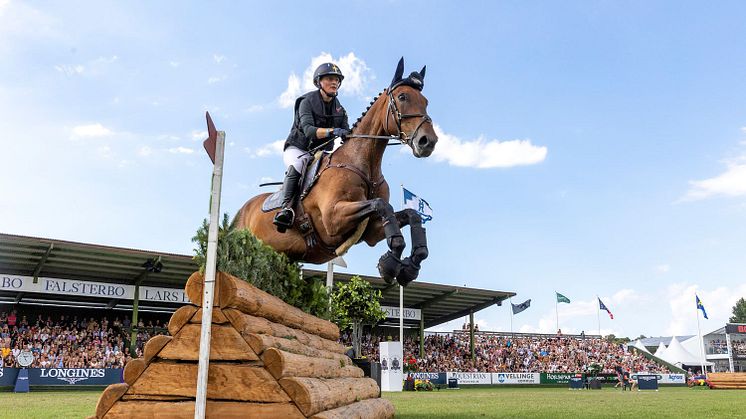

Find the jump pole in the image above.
[{"left": 195, "top": 113, "right": 225, "bottom": 419}]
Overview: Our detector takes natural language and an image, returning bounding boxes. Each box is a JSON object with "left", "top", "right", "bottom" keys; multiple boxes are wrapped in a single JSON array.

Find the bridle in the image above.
[{"left": 346, "top": 85, "right": 431, "bottom": 147}]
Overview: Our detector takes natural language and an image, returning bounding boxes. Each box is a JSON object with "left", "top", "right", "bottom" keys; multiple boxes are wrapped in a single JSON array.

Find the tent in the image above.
[
  {"left": 661, "top": 336, "right": 713, "bottom": 368},
  {"left": 629, "top": 339, "right": 651, "bottom": 354},
  {"left": 654, "top": 342, "right": 667, "bottom": 358}
]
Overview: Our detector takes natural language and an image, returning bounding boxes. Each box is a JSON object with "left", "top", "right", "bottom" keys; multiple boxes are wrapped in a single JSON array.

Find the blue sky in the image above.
[{"left": 2, "top": 1, "right": 746, "bottom": 339}]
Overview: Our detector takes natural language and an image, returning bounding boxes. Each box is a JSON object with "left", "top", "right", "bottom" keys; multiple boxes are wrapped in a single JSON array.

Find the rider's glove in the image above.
[{"left": 332, "top": 128, "right": 350, "bottom": 139}]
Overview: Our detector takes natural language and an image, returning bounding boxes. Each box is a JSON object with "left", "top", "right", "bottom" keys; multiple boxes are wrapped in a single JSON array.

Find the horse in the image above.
[{"left": 233, "top": 58, "right": 438, "bottom": 286}]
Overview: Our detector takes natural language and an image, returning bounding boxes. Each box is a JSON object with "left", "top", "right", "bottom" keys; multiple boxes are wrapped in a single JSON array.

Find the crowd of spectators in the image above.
[
  {"left": 707, "top": 338, "right": 729, "bottom": 355},
  {"left": 0, "top": 309, "right": 168, "bottom": 369},
  {"left": 341, "top": 331, "right": 670, "bottom": 374}
]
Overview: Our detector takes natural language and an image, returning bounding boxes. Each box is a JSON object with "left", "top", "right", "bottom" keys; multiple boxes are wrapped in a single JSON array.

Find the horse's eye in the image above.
[{"left": 398, "top": 93, "right": 407, "bottom": 101}]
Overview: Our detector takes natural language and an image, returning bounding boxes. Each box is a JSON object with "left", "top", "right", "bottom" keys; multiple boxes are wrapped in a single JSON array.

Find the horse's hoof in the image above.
[
  {"left": 396, "top": 257, "right": 420, "bottom": 287},
  {"left": 378, "top": 252, "right": 401, "bottom": 284}
]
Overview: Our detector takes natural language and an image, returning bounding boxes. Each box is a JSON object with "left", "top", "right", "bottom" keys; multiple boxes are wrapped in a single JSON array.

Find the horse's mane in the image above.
[{"left": 344, "top": 89, "right": 386, "bottom": 143}]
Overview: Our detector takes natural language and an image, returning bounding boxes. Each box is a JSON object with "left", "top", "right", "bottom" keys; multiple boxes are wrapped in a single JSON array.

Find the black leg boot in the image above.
[{"left": 273, "top": 166, "right": 301, "bottom": 233}]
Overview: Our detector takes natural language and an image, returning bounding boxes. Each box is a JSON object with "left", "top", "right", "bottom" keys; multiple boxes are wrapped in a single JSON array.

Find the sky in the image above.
[{"left": 2, "top": 1, "right": 746, "bottom": 340}]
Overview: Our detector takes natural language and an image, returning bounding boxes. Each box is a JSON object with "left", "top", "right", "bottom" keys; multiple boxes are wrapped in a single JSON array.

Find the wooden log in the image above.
[
  {"left": 191, "top": 307, "right": 229, "bottom": 324},
  {"left": 143, "top": 335, "right": 172, "bottom": 364},
  {"left": 279, "top": 377, "right": 380, "bottom": 417},
  {"left": 126, "top": 362, "right": 290, "bottom": 402},
  {"left": 168, "top": 305, "right": 198, "bottom": 336},
  {"left": 95, "top": 383, "right": 128, "bottom": 419},
  {"left": 246, "top": 333, "right": 351, "bottom": 365},
  {"left": 104, "top": 401, "right": 304, "bottom": 419},
  {"left": 263, "top": 348, "right": 363, "bottom": 379},
  {"left": 225, "top": 309, "right": 345, "bottom": 354},
  {"left": 123, "top": 359, "right": 147, "bottom": 385},
  {"left": 158, "top": 323, "right": 259, "bottom": 361},
  {"left": 120, "top": 394, "right": 190, "bottom": 401},
  {"left": 311, "top": 398, "right": 395, "bottom": 419},
  {"left": 184, "top": 271, "right": 222, "bottom": 307},
  {"left": 186, "top": 271, "right": 339, "bottom": 341}
]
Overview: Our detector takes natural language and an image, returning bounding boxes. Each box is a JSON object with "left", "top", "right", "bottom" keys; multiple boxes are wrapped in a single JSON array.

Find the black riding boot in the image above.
[{"left": 273, "top": 166, "right": 301, "bottom": 233}]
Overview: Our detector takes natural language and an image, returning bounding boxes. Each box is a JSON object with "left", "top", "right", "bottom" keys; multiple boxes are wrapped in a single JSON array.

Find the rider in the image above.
[{"left": 273, "top": 62, "right": 350, "bottom": 232}]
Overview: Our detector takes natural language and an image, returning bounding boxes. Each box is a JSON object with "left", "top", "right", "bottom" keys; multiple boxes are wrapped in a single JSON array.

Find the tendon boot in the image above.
[{"left": 273, "top": 166, "right": 301, "bottom": 233}]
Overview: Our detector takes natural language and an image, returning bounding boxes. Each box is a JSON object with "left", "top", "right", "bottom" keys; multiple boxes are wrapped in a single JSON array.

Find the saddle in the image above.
[{"left": 261, "top": 151, "right": 329, "bottom": 213}]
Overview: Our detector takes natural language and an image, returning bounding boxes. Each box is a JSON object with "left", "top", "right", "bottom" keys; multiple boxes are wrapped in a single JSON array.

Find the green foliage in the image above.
[
  {"left": 730, "top": 297, "right": 746, "bottom": 323},
  {"left": 330, "top": 275, "right": 386, "bottom": 329},
  {"left": 192, "top": 214, "right": 329, "bottom": 318}
]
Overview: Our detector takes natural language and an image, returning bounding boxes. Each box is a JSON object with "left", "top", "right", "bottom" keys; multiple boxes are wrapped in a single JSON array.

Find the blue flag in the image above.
[
  {"left": 696, "top": 295, "right": 708, "bottom": 319},
  {"left": 512, "top": 299, "right": 531, "bottom": 315},
  {"left": 402, "top": 187, "right": 433, "bottom": 224}
]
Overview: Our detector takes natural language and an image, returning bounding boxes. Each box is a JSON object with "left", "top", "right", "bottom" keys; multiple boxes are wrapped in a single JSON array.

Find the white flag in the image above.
[{"left": 402, "top": 187, "right": 433, "bottom": 224}]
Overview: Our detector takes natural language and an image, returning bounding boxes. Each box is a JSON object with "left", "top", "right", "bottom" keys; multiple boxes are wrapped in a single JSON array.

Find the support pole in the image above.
[
  {"left": 509, "top": 298, "right": 513, "bottom": 337},
  {"left": 696, "top": 306, "right": 707, "bottom": 378},
  {"left": 195, "top": 130, "right": 225, "bottom": 419},
  {"left": 726, "top": 333, "right": 734, "bottom": 373},
  {"left": 399, "top": 285, "right": 404, "bottom": 345},
  {"left": 469, "top": 312, "right": 475, "bottom": 359},
  {"left": 555, "top": 295, "right": 559, "bottom": 333},
  {"left": 597, "top": 295, "right": 601, "bottom": 338},
  {"left": 419, "top": 314, "right": 424, "bottom": 358},
  {"left": 130, "top": 281, "right": 140, "bottom": 357}
]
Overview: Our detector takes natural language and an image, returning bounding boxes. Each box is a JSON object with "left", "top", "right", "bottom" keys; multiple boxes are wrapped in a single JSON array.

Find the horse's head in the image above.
[{"left": 385, "top": 58, "right": 438, "bottom": 158}]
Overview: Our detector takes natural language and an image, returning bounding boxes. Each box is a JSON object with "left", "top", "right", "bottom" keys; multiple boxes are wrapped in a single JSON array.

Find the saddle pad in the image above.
[{"left": 261, "top": 152, "right": 329, "bottom": 213}]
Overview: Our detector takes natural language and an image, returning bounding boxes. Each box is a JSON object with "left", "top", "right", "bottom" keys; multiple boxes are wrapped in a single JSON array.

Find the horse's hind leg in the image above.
[{"left": 393, "top": 209, "right": 428, "bottom": 286}]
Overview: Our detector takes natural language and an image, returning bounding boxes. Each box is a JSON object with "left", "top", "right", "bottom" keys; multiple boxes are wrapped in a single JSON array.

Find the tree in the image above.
[
  {"left": 730, "top": 297, "right": 746, "bottom": 323},
  {"left": 330, "top": 276, "right": 386, "bottom": 358},
  {"left": 192, "top": 214, "right": 329, "bottom": 318}
]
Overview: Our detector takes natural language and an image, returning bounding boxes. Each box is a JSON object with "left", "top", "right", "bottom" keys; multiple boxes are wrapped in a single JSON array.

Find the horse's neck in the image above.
[{"left": 336, "top": 99, "right": 388, "bottom": 178}]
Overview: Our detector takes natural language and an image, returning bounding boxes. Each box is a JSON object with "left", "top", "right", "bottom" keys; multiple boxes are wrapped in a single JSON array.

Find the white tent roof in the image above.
[
  {"left": 661, "top": 336, "right": 712, "bottom": 366},
  {"left": 654, "top": 342, "right": 667, "bottom": 358},
  {"left": 629, "top": 339, "right": 651, "bottom": 354}
]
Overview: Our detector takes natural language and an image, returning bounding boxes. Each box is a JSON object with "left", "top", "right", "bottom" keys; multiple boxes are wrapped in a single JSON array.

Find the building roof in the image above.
[{"left": 0, "top": 233, "right": 515, "bottom": 328}]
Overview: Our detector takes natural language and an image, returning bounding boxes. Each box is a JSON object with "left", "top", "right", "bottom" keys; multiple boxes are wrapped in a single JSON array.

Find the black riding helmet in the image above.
[{"left": 313, "top": 63, "right": 344, "bottom": 88}]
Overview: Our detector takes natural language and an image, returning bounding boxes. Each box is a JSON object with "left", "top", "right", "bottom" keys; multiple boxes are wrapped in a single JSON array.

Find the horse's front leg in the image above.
[
  {"left": 393, "top": 209, "right": 429, "bottom": 286},
  {"left": 324, "top": 198, "right": 406, "bottom": 284}
]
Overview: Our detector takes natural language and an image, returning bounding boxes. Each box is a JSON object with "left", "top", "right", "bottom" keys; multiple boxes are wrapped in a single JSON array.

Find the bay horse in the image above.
[{"left": 233, "top": 58, "right": 437, "bottom": 286}]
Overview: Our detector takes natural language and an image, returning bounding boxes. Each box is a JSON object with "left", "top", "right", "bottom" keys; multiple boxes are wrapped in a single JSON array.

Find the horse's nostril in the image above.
[{"left": 418, "top": 136, "right": 429, "bottom": 148}]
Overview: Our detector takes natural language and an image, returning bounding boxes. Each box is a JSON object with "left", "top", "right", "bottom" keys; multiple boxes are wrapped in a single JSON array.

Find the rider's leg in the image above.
[
  {"left": 273, "top": 165, "right": 302, "bottom": 232},
  {"left": 273, "top": 147, "right": 308, "bottom": 232}
]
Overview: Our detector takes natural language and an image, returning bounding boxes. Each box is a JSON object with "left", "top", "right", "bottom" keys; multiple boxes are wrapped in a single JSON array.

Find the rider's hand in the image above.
[{"left": 332, "top": 128, "right": 350, "bottom": 139}]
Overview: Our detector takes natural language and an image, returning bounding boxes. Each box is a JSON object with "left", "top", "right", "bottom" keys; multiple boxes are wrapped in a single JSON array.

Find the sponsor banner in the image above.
[
  {"left": 0, "top": 274, "right": 190, "bottom": 304},
  {"left": 380, "top": 342, "right": 403, "bottom": 392},
  {"left": 492, "top": 372, "right": 540, "bottom": 385},
  {"left": 381, "top": 306, "right": 421, "bottom": 321},
  {"left": 632, "top": 373, "right": 685, "bottom": 384},
  {"left": 725, "top": 323, "right": 746, "bottom": 334},
  {"left": 408, "top": 372, "right": 447, "bottom": 385},
  {"left": 636, "top": 374, "right": 659, "bottom": 390},
  {"left": 0, "top": 368, "right": 122, "bottom": 386},
  {"left": 541, "top": 373, "right": 583, "bottom": 384},
  {"left": 447, "top": 372, "right": 492, "bottom": 385}
]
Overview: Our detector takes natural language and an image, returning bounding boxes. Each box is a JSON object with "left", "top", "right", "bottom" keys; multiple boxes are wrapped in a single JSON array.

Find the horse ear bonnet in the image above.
[{"left": 389, "top": 57, "right": 426, "bottom": 92}]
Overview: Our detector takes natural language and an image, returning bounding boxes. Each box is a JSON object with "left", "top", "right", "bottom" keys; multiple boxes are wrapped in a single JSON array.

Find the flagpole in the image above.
[
  {"left": 696, "top": 301, "right": 707, "bottom": 378},
  {"left": 555, "top": 292, "right": 559, "bottom": 333},
  {"left": 399, "top": 184, "right": 404, "bottom": 347},
  {"left": 596, "top": 296, "right": 601, "bottom": 337},
  {"left": 509, "top": 297, "right": 514, "bottom": 337}
]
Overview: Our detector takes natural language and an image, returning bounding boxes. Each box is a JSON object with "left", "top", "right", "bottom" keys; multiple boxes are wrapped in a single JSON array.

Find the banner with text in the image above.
[
  {"left": 0, "top": 368, "right": 122, "bottom": 386},
  {"left": 446, "top": 372, "right": 492, "bottom": 385},
  {"left": 0, "top": 274, "right": 190, "bottom": 304},
  {"left": 408, "top": 372, "right": 447, "bottom": 385},
  {"left": 491, "top": 372, "right": 541, "bottom": 385},
  {"left": 381, "top": 306, "right": 421, "bottom": 321}
]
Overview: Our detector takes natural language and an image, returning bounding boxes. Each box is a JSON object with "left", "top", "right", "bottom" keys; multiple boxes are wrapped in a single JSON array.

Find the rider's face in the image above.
[{"left": 319, "top": 75, "right": 340, "bottom": 95}]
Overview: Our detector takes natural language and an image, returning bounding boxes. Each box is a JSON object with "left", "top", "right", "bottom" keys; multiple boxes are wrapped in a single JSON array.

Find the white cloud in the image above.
[
  {"left": 278, "top": 52, "right": 374, "bottom": 108},
  {"left": 191, "top": 130, "right": 207, "bottom": 141},
  {"left": 427, "top": 125, "right": 548, "bottom": 169},
  {"left": 682, "top": 161, "right": 746, "bottom": 201},
  {"left": 213, "top": 54, "right": 225, "bottom": 64},
  {"left": 244, "top": 140, "right": 284, "bottom": 158},
  {"left": 168, "top": 147, "right": 194, "bottom": 154},
  {"left": 169, "top": 61, "right": 180, "bottom": 68},
  {"left": 207, "top": 75, "right": 226, "bottom": 84},
  {"left": 96, "top": 145, "right": 112, "bottom": 159},
  {"left": 138, "top": 146, "right": 152, "bottom": 157},
  {"left": 0, "top": 0, "right": 9, "bottom": 17},
  {"left": 71, "top": 123, "right": 113, "bottom": 139},
  {"left": 665, "top": 283, "right": 746, "bottom": 336},
  {"left": 245, "top": 104, "right": 264, "bottom": 113},
  {"left": 55, "top": 64, "right": 85, "bottom": 76},
  {"left": 656, "top": 264, "right": 670, "bottom": 273}
]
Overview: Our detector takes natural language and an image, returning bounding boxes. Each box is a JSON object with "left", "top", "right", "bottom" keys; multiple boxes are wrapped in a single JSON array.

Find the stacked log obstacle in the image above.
[
  {"left": 91, "top": 271, "right": 394, "bottom": 419},
  {"left": 707, "top": 372, "right": 746, "bottom": 389}
]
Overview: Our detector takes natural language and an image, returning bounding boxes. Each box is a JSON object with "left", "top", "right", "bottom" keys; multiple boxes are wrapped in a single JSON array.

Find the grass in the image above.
[{"left": 0, "top": 386, "right": 742, "bottom": 418}]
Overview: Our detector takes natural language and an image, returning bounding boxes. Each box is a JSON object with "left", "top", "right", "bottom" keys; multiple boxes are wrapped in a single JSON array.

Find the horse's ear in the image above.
[
  {"left": 391, "top": 57, "right": 405, "bottom": 87},
  {"left": 419, "top": 65, "right": 426, "bottom": 79}
]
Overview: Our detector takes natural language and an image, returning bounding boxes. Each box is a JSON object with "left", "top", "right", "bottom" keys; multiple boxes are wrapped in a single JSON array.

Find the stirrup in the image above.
[{"left": 273, "top": 208, "right": 295, "bottom": 233}]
